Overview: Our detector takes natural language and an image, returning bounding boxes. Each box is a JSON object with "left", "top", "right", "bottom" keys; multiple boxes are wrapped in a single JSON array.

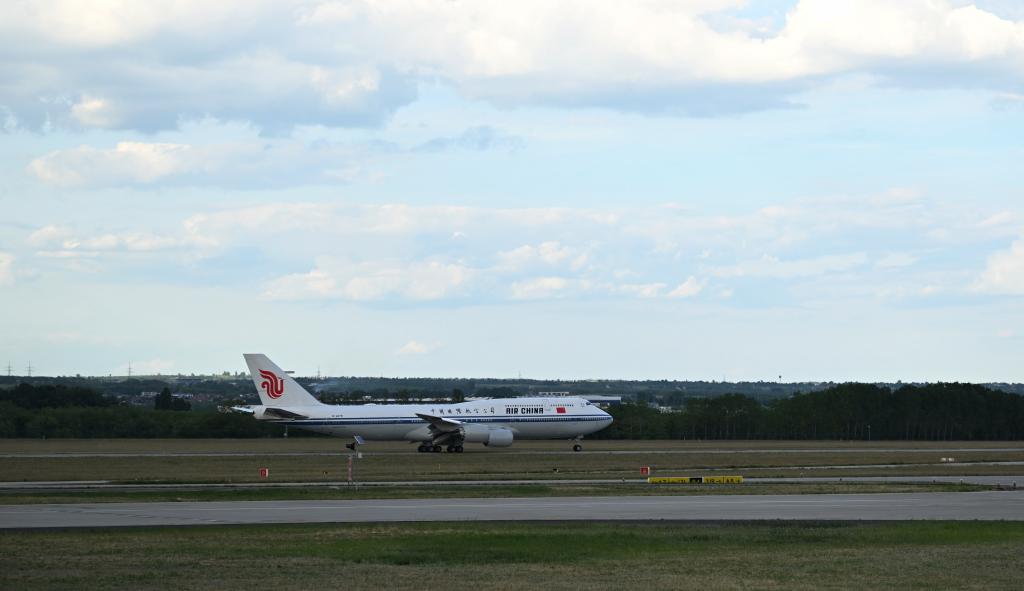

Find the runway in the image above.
[{"left": 2, "top": 491, "right": 1023, "bottom": 528}]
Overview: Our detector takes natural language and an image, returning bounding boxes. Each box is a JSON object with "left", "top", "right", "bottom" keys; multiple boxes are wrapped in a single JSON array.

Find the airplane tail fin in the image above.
[{"left": 243, "top": 354, "right": 322, "bottom": 408}]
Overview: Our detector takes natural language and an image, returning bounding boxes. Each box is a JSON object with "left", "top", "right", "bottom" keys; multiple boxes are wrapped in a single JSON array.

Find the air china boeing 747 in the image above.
[{"left": 238, "top": 354, "right": 613, "bottom": 452}]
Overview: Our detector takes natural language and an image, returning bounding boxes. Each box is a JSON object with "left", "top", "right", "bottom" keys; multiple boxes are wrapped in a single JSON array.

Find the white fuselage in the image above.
[{"left": 261, "top": 396, "right": 613, "bottom": 441}]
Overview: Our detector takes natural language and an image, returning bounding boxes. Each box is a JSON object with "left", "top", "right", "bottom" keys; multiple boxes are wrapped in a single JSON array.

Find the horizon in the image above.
[{"left": 4, "top": 370, "right": 1022, "bottom": 387}]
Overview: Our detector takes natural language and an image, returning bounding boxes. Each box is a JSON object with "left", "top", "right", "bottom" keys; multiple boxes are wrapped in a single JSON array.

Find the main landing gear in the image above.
[
  {"left": 573, "top": 443, "right": 583, "bottom": 452},
  {"left": 417, "top": 443, "right": 463, "bottom": 453}
]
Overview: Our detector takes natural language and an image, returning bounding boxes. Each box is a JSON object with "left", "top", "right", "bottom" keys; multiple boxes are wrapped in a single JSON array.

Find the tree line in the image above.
[
  {"left": 594, "top": 383, "right": 1024, "bottom": 440},
  {"left": 2, "top": 381, "right": 1023, "bottom": 439},
  {"left": 0, "top": 383, "right": 117, "bottom": 409},
  {"left": 0, "top": 383, "right": 280, "bottom": 438},
  {"left": 0, "top": 404, "right": 287, "bottom": 438}
]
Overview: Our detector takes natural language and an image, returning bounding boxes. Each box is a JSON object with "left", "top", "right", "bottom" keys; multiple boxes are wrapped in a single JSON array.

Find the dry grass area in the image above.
[
  {"left": 1, "top": 439, "right": 1023, "bottom": 484},
  {"left": 3, "top": 521, "right": 1024, "bottom": 590}
]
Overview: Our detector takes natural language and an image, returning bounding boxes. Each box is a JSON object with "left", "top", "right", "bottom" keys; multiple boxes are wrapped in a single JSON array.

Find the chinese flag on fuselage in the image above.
[{"left": 556, "top": 407, "right": 566, "bottom": 413}]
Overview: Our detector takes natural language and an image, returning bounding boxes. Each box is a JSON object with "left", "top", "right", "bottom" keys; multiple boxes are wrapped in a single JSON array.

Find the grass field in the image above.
[
  {"left": 2, "top": 439, "right": 1023, "bottom": 484},
  {"left": 3, "top": 521, "right": 1024, "bottom": 590}
]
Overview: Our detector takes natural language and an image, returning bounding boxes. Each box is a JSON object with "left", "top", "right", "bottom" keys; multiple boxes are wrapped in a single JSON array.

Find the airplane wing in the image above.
[
  {"left": 264, "top": 407, "right": 309, "bottom": 419},
  {"left": 416, "top": 413, "right": 462, "bottom": 432},
  {"left": 227, "top": 405, "right": 307, "bottom": 419}
]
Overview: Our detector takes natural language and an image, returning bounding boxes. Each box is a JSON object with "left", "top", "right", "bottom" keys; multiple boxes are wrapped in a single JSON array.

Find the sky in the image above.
[{"left": 1, "top": 0, "right": 1023, "bottom": 382}]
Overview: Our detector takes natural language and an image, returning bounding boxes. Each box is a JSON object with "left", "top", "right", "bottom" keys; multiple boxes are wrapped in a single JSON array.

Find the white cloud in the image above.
[
  {"left": 26, "top": 129, "right": 520, "bottom": 189},
  {"left": 265, "top": 268, "right": 337, "bottom": 300},
  {"left": 667, "top": 276, "right": 706, "bottom": 298},
  {"left": 876, "top": 253, "right": 918, "bottom": 269},
  {"left": 264, "top": 259, "right": 472, "bottom": 301},
  {"left": 178, "top": 203, "right": 595, "bottom": 261},
  {"left": 182, "top": 203, "right": 337, "bottom": 249},
  {"left": 396, "top": 340, "right": 441, "bottom": 355},
  {"left": 1, "top": 1, "right": 415, "bottom": 132},
  {"left": 28, "top": 140, "right": 311, "bottom": 189},
  {"left": 621, "top": 191, "right": 940, "bottom": 258},
  {"left": 615, "top": 283, "right": 667, "bottom": 299},
  {"left": 27, "top": 225, "right": 72, "bottom": 248},
  {"left": 413, "top": 126, "right": 524, "bottom": 153},
  {"left": 70, "top": 96, "right": 120, "bottom": 128},
  {"left": 977, "top": 211, "right": 1018, "bottom": 228},
  {"left": 36, "top": 250, "right": 100, "bottom": 260},
  {"left": 994, "top": 91, "right": 1024, "bottom": 108},
  {"left": 28, "top": 142, "right": 198, "bottom": 187},
  {"left": 3, "top": 1, "right": 1024, "bottom": 131},
  {"left": 0, "top": 252, "right": 14, "bottom": 285},
  {"left": 974, "top": 239, "right": 1024, "bottom": 294},
  {"left": 510, "top": 276, "right": 573, "bottom": 300},
  {"left": 28, "top": 225, "right": 183, "bottom": 260},
  {"left": 711, "top": 253, "right": 869, "bottom": 279},
  {"left": 333, "top": 1, "right": 1024, "bottom": 103},
  {"left": 497, "top": 241, "right": 588, "bottom": 271},
  {"left": 19, "top": 196, "right": 1020, "bottom": 307}
]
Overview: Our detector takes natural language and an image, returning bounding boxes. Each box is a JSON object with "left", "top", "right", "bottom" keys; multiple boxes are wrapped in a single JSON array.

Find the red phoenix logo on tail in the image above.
[{"left": 258, "top": 369, "right": 285, "bottom": 399}]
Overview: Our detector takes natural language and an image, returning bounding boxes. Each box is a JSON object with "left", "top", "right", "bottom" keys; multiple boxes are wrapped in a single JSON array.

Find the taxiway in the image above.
[{"left": 3, "top": 491, "right": 1023, "bottom": 529}]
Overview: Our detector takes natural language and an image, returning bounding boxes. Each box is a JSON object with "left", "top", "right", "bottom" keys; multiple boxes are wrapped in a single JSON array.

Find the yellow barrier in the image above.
[
  {"left": 647, "top": 476, "right": 743, "bottom": 484},
  {"left": 703, "top": 475, "right": 743, "bottom": 484}
]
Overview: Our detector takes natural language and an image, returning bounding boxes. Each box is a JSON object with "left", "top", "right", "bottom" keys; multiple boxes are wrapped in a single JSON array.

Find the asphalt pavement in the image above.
[{"left": 3, "top": 491, "right": 1023, "bottom": 528}]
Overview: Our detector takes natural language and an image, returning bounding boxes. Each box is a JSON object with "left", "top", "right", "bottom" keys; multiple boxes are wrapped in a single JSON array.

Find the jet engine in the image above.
[
  {"left": 483, "top": 428, "right": 514, "bottom": 447},
  {"left": 461, "top": 425, "right": 515, "bottom": 447}
]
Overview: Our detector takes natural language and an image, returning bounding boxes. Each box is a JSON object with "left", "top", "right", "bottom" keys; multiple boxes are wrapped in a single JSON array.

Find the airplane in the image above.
[{"left": 236, "top": 353, "right": 613, "bottom": 452}]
